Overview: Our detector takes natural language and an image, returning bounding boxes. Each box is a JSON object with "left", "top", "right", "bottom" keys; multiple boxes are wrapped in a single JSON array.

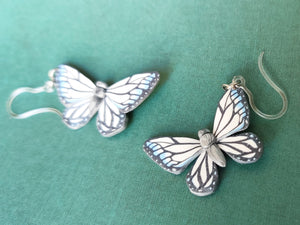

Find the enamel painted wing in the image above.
[
  {"left": 213, "top": 88, "right": 249, "bottom": 140},
  {"left": 186, "top": 152, "right": 219, "bottom": 196},
  {"left": 97, "top": 72, "right": 160, "bottom": 137},
  {"left": 213, "top": 88, "right": 263, "bottom": 163},
  {"left": 54, "top": 65, "right": 160, "bottom": 136},
  {"left": 218, "top": 132, "right": 263, "bottom": 164},
  {"left": 143, "top": 137, "right": 202, "bottom": 174},
  {"left": 54, "top": 65, "right": 100, "bottom": 129},
  {"left": 105, "top": 72, "right": 160, "bottom": 113},
  {"left": 143, "top": 87, "right": 263, "bottom": 197}
]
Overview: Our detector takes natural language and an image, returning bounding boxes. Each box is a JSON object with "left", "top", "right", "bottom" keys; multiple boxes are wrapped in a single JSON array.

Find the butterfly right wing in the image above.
[
  {"left": 218, "top": 132, "right": 263, "bottom": 164},
  {"left": 213, "top": 87, "right": 250, "bottom": 140},
  {"left": 54, "top": 65, "right": 100, "bottom": 129},
  {"left": 96, "top": 72, "right": 159, "bottom": 137},
  {"left": 96, "top": 97, "right": 127, "bottom": 137},
  {"left": 143, "top": 137, "right": 202, "bottom": 175},
  {"left": 186, "top": 151, "right": 219, "bottom": 196},
  {"left": 105, "top": 72, "right": 160, "bottom": 113}
]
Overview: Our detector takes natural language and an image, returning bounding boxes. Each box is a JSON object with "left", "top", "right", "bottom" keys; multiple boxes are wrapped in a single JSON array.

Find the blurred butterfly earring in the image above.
[
  {"left": 143, "top": 52, "right": 288, "bottom": 196},
  {"left": 7, "top": 65, "right": 160, "bottom": 137}
]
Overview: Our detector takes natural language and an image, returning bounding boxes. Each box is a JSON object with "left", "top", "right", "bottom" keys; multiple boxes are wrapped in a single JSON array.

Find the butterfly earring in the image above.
[
  {"left": 143, "top": 52, "right": 288, "bottom": 196},
  {"left": 7, "top": 65, "right": 160, "bottom": 137}
]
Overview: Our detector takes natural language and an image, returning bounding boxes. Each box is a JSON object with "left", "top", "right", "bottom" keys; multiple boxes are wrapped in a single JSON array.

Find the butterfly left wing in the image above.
[
  {"left": 105, "top": 72, "right": 159, "bottom": 113},
  {"left": 213, "top": 87, "right": 250, "bottom": 140},
  {"left": 54, "top": 65, "right": 96, "bottom": 106},
  {"left": 53, "top": 65, "right": 100, "bottom": 129},
  {"left": 186, "top": 151, "right": 219, "bottom": 196},
  {"left": 143, "top": 137, "right": 202, "bottom": 175},
  {"left": 218, "top": 132, "right": 263, "bottom": 164}
]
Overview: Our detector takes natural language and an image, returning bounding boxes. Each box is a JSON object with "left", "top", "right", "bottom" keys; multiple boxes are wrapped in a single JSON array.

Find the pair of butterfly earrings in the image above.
[{"left": 7, "top": 52, "right": 288, "bottom": 196}]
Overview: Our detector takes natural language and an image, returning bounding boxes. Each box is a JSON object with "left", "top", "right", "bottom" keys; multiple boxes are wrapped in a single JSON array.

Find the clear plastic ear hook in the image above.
[
  {"left": 6, "top": 69, "right": 63, "bottom": 119},
  {"left": 223, "top": 52, "right": 288, "bottom": 120}
]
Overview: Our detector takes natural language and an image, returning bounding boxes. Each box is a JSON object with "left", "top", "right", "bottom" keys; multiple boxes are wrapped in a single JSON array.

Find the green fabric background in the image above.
[{"left": 1, "top": 0, "right": 299, "bottom": 224}]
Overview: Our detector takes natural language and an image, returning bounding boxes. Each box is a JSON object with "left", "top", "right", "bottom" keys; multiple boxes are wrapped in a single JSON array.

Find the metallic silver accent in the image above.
[
  {"left": 199, "top": 132, "right": 215, "bottom": 148},
  {"left": 95, "top": 81, "right": 108, "bottom": 99},
  {"left": 198, "top": 130, "right": 226, "bottom": 167},
  {"left": 207, "top": 144, "right": 226, "bottom": 167},
  {"left": 198, "top": 129, "right": 210, "bottom": 139}
]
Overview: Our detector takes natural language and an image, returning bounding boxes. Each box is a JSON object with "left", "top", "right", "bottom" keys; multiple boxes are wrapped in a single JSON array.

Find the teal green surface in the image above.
[{"left": 1, "top": 0, "right": 299, "bottom": 224}]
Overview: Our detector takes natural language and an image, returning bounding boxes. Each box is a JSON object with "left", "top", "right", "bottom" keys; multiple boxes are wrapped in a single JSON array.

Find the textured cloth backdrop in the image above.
[{"left": 1, "top": 0, "right": 299, "bottom": 224}]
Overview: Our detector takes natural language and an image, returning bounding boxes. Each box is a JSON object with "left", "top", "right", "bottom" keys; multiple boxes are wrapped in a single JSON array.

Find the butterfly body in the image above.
[
  {"left": 52, "top": 65, "right": 159, "bottom": 137},
  {"left": 144, "top": 87, "right": 263, "bottom": 196},
  {"left": 198, "top": 129, "right": 226, "bottom": 167},
  {"left": 94, "top": 81, "right": 108, "bottom": 99},
  {"left": 198, "top": 129, "right": 215, "bottom": 148}
]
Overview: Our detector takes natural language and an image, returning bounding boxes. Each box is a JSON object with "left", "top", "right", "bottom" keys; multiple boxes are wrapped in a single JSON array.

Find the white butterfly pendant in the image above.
[
  {"left": 52, "top": 65, "right": 159, "bottom": 137},
  {"left": 143, "top": 87, "right": 263, "bottom": 196}
]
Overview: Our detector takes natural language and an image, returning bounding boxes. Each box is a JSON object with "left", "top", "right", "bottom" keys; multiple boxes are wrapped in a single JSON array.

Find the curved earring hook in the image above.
[
  {"left": 225, "top": 52, "right": 288, "bottom": 120},
  {"left": 7, "top": 69, "right": 63, "bottom": 119}
]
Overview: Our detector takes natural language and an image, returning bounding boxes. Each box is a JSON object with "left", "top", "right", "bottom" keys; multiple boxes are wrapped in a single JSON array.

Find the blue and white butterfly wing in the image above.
[
  {"left": 218, "top": 132, "right": 263, "bottom": 164},
  {"left": 54, "top": 65, "right": 96, "bottom": 106},
  {"left": 105, "top": 72, "right": 160, "bottom": 113},
  {"left": 143, "top": 137, "right": 202, "bottom": 175},
  {"left": 186, "top": 151, "right": 219, "bottom": 196},
  {"left": 213, "top": 88, "right": 250, "bottom": 140},
  {"left": 96, "top": 97, "right": 126, "bottom": 137},
  {"left": 61, "top": 98, "right": 101, "bottom": 130},
  {"left": 96, "top": 72, "right": 159, "bottom": 136},
  {"left": 54, "top": 65, "right": 100, "bottom": 129}
]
